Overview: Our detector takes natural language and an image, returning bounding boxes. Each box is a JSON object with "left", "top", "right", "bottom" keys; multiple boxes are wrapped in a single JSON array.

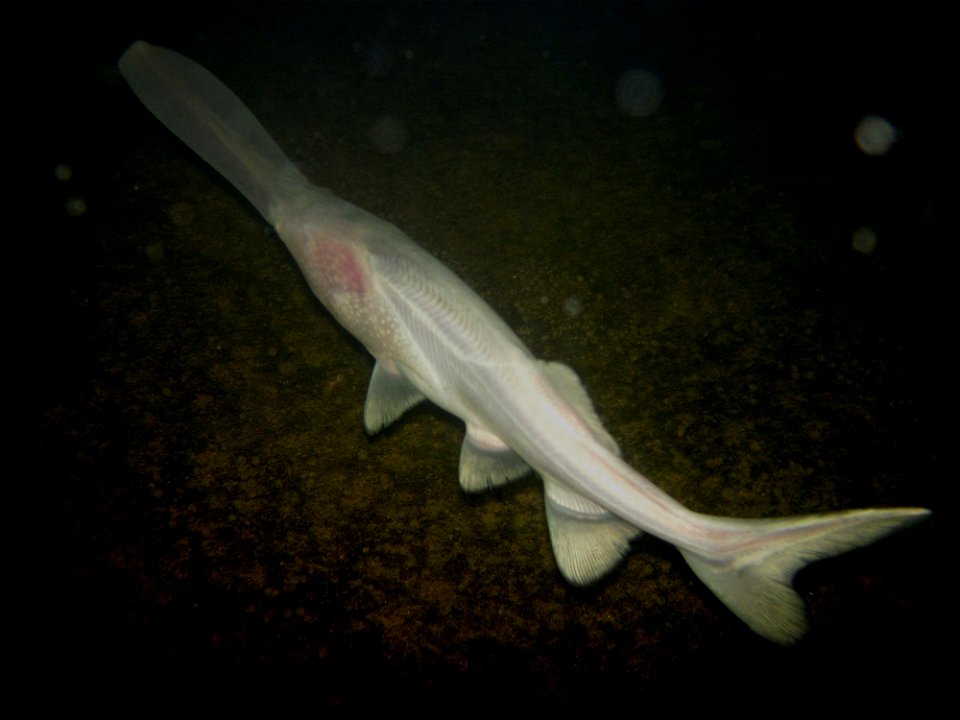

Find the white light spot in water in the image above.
[
  {"left": 852, "top": 226, "right": 878, "bottom": 255},
  {"left": 369, "top": 114, "right": 409, "bottom": 154},
  {"left": 855, "top": 115, "right": 897, "bottom": 156},
  {"left": 54, "top": 164, "right": 72, "bottom": 181},
  {"left": 616, "top": 68, "right": 663, "bottom": 118},
  {"left": 563, "top": 296, "right": 584, "bottom": 318}
]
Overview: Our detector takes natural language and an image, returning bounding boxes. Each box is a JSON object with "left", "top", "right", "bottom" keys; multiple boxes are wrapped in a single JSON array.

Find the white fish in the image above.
[{"left": 119, "top": 41, "right": 929, "bottom": 644}]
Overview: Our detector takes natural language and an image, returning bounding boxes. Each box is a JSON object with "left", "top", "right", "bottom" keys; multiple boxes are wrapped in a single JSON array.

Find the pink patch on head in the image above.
[{"left": 312, "top": 237, "right": 366, "bottom": 295}]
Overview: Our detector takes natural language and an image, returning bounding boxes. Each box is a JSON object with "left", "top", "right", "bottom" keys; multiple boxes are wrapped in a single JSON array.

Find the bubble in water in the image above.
[
  {"left": 64, "top": 196, "right": 87, "bottom": 216},
  {"left": 563, "top": 296, "right": 584, "bottom": 318},
  {"left": 616, "top": 68, "right": 663, "bottom": 118},
  {"left": 851, "top": 226, "right": 878, "bottom": 255},
  {"left": 145, "top": 242, "right": 165, "bottom": 264},
  {"left": 854, "top": 115, "right": 897, "bottom": 156},
  {"left": 369, "top": 114, "right": 408, "bottom": 154},
  {"left": 358, "top": 40, "right": 395, "bottom": 78}
]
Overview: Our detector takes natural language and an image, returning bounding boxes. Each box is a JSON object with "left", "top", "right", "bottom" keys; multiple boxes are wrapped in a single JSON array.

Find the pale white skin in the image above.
[{"left": 120, "top": 41, "right": 929, "bottom": 645}]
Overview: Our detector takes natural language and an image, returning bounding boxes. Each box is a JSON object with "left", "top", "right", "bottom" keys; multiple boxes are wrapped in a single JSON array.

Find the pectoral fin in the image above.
[
  {"left": 363, "top": 360, "right": 426, "bottom": 434},
  {"left": 543, "top": 476, "right": 641, "bottom": 586},
  {"left": 459, "top": 424, "right": 531, "bottom": 492}
]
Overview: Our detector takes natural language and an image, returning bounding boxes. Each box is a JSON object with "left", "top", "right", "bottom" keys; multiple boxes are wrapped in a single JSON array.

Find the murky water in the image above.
[{"left": 24, "top": 3, "right": 946, "bottom": 706}]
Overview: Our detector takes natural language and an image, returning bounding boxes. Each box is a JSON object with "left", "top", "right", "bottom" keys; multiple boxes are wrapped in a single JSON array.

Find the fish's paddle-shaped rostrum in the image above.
[{"left": 119, "top": 41, "right": 930, "bottom": 644}]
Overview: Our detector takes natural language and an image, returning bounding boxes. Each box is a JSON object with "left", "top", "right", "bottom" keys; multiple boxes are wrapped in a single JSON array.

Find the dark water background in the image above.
[{"left": 20, "top": 1, "right": 949, "bottom": 707}]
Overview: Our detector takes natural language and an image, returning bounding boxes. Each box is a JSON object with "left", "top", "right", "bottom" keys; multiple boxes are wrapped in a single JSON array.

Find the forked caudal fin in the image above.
[{"left": 677, "top": 507, "right": 930, "bottom": 644}]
